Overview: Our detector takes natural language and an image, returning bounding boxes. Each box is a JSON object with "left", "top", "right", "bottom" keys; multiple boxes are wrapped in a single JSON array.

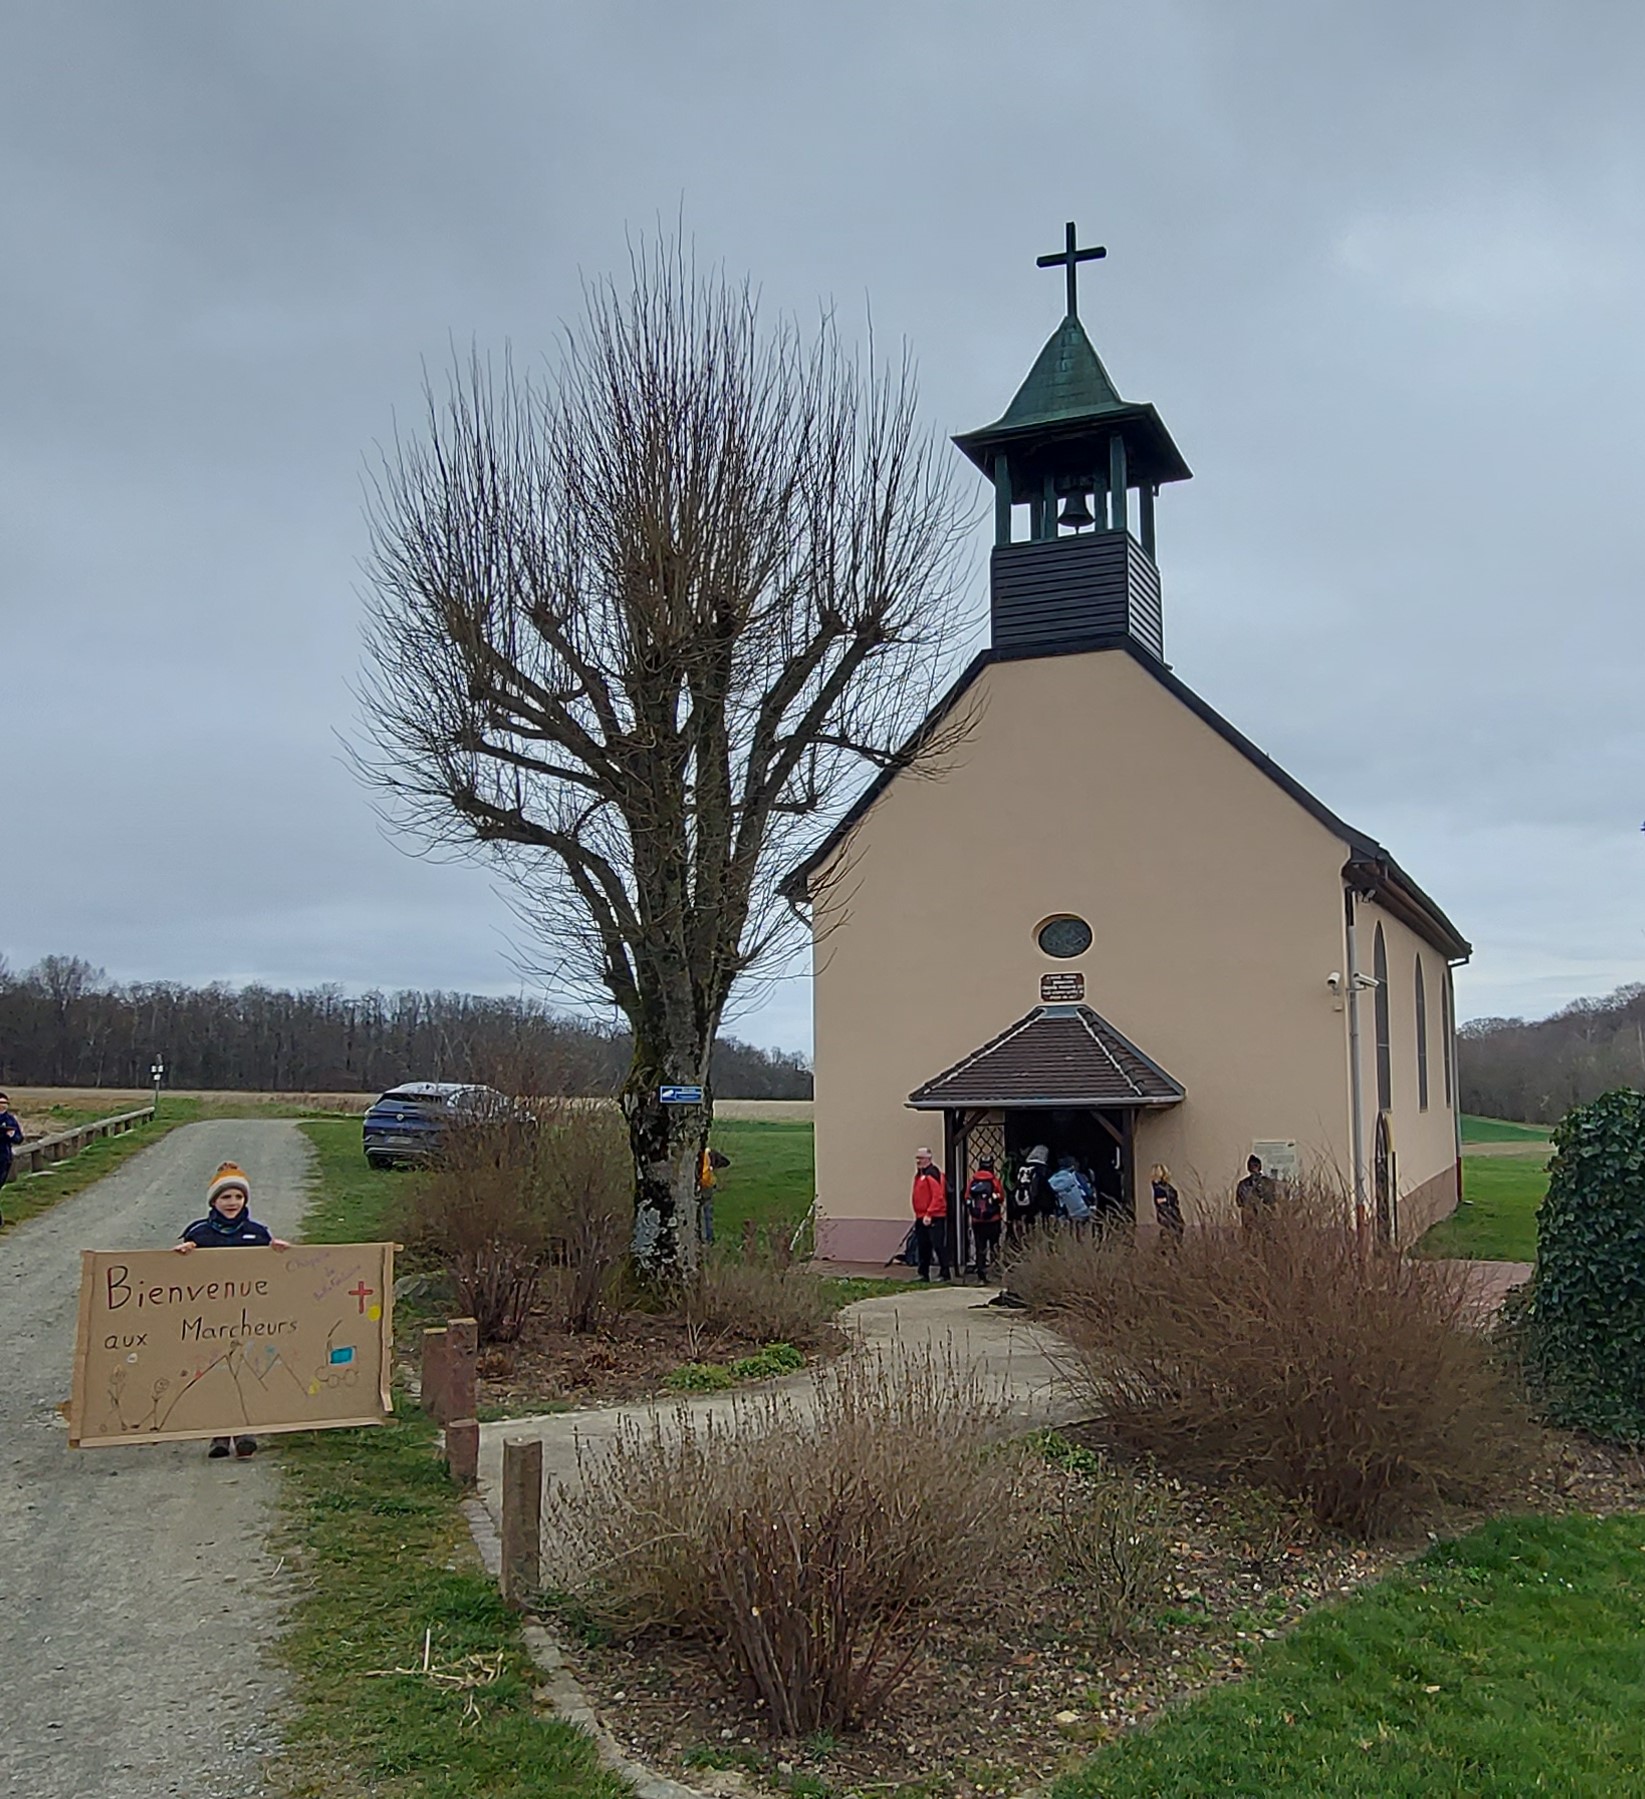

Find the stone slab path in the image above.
[{"left": 0, "top": 1120, "right": 310, "bottom": 1799}]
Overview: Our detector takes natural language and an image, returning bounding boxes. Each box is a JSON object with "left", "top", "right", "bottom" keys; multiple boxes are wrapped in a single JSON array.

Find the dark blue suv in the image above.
[{"left": 361, "top": 1082, "right": 509, "bottom": 1169}]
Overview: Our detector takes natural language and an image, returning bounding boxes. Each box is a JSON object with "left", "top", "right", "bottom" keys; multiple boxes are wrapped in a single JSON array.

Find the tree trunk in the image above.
[{"left": 622, "top": 1008, "right": 712, "bottom": 1282}]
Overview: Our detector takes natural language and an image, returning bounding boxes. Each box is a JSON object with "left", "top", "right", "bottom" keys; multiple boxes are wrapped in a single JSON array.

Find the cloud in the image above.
[{"left": 1333, "top": 196, "right": 1633, "bottom": 321}]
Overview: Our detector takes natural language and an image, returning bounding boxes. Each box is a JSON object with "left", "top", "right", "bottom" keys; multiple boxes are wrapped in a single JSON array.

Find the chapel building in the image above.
[{"left": 790, "top": 227, "right": 1470, "bottom": 1263}]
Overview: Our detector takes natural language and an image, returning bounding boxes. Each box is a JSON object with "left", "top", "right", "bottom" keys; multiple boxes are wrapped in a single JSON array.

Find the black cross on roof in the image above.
[{"left": 1036, "top": 221, "right": 1107, "bottom": 319}]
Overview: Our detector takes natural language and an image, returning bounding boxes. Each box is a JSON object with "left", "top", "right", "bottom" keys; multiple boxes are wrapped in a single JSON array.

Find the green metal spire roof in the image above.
[{"left": 993, "top": 313, "right": 1127, "bottom": 430}]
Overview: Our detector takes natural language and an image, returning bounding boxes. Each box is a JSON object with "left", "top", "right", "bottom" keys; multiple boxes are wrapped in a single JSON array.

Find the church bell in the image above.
[{"left": 1056, "top": 489, "right": 1094, "bottom": 531}]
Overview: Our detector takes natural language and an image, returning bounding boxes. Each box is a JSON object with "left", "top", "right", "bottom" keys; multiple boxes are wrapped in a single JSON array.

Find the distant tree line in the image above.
[
  {"left": 0, "top": 955, "right": 812, "bottom": 1099},
  {"left": 1460, "top": 982, "right": 1645, "bottom": 1125}
]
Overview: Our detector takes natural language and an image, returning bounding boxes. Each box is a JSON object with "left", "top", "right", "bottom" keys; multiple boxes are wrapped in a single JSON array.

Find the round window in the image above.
[{"left": 1036, "top": 915, "right": 1092, "bottom": 959}]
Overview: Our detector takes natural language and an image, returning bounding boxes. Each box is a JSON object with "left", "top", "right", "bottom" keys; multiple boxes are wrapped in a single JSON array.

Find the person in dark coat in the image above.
[
  {"left": 174, "top": 1161, "right": 290, "bottom": 1458},
  {"left": 1150, "top": 1162, "right": 1185, "bottom": 1241},
  {"left": 0, "top": 1093, "right": 23, "bottom": 1227},
  {"left": 910, "top": 1148, "right": 950, "bottom": 1281},
  {"left": 1235, "top": 1154, "right": 1279, "bottom": 1227},
  {"left": 1007, "top": 1144, "right": 1050, "bottom": 1247}
]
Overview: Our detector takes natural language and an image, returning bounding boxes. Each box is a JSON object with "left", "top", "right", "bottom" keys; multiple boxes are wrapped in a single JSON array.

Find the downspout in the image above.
[
  {"left": 1345, "top": 886, "right": 1367, "bottom": 1233},
  {"left": 1447, "top": 958, "right": 1466, "bottom": 1206}
]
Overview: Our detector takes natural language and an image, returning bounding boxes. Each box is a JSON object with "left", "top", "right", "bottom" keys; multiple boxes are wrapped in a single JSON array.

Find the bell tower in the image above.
[{"left": 953, "top": 224, "right": 1191, "bottom": 661}]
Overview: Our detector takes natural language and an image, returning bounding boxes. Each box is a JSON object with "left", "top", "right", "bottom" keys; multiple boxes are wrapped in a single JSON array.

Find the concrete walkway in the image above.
[
  {"left": 472, "top": 1283, "right": 1082, "bottom": 1529},
  {"left": 1447, "top": 1257, "right": 1535, "bottom": 1320}
]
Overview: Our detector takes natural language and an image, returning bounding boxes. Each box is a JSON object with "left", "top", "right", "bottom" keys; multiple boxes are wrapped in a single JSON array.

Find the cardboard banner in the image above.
[{"left": 69, "top": 1243, "right": 395, "bottom": 1448}]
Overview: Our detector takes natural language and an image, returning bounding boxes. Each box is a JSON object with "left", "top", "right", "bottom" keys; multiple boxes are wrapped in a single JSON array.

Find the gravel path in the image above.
[{"left": 0, "top": 1120, "right": 313, "bottom": 1799}]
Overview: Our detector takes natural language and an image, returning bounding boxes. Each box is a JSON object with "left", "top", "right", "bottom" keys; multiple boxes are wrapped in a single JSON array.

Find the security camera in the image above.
[
  {"left": 1326, "top": 972, "right": 1344, "bottom": 994},
  {"left": 1352, "top": 972, "right": 1379, "bottom": 990}
]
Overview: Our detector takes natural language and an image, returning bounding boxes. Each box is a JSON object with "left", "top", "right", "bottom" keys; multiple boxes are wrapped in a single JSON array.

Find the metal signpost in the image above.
[{"left": 150, "top": 1057, "right": 165, "bottom": 1115}]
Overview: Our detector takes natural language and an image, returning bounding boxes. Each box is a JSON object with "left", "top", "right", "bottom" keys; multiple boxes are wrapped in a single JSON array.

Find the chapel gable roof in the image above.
[
  {"left": 908, "top": 1003, "right": 1185, "bottom": 1110},
  {"left": 782, "top": 636, "right": 1471, "bottom": 963}
]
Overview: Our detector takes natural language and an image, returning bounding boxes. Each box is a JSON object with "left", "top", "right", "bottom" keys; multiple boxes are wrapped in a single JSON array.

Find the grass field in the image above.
[
  {"left": 708, "top": 1116, "right": 815, "bottom": 1244},
  {"left": 1059, "top": 1512, "right": 1645, "bottom": 1797},
  {"left": 1417, "top": 1155, "right": 1548, "bottom": 1263},
  {"left": 1461, "top": 1114, "right": 1551, "bottom": 1144}
]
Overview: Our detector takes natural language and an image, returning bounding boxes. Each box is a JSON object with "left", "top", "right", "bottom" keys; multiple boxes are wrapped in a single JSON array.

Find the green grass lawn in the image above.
[
  {"left": 275, "top": 1118, "right": 622, "bottom": 1799},
  {"left": 1058, "top": 1512, "right": 1645, "bottom": 1797},
  {"left": 1416, "top": 1153, "right": 1548, "bottom": 1264},
  {"left": 708, "top": 1117, "right": 814, "bottom": 1244},
  {"left": 1461, "top": 1114, "right": 1551, "bottom": 1144},
  {"left": 299, "top": 1115, "right": 417, "bottom": 1241}
]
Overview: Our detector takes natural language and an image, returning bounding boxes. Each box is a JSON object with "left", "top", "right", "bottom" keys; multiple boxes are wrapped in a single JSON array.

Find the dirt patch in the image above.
[
  {"left": 554, "top": 1423, "right": 1645, "bottom": 1799},
  {"left": 400, "top": 1305, "right": 848, "bottom": 1414}
]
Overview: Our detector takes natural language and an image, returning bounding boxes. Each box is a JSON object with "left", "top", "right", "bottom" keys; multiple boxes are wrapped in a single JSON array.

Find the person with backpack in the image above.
[
  {"left": 1008, "top": 1144, "right": 1050, "bottom": 1246},
  {"left": 1049, "top": 1154, "right": 1093, "bottom": 1226},
  {"left": 965, "top": 1156, "right": 1005, "bottom": 1283},
  {"left": 910, "top": 1147, "right": 951, "bottom": 1281}
]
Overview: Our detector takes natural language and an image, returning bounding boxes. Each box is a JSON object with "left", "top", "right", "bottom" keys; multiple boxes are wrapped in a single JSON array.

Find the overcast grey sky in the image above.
[{"left": 5, "top": 1, "right": 1643, "bottom": 1052}]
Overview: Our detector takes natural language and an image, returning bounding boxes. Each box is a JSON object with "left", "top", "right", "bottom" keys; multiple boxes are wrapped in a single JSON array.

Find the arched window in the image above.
[
  {"left": 1373, "top": 923, "right": 1391, "bottom": 1112},
  {"left": 1415, "top": 957, "right": 1430, "bottom": 1112},
  {"left": 1442, "top": 970, "right": 1455, "bottom": 1110}
]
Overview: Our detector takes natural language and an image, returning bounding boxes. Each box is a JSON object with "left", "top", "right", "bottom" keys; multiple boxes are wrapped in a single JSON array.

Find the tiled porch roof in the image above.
[{"left": 907, "top": 1004, "right": 1185, "bottom": 1111}]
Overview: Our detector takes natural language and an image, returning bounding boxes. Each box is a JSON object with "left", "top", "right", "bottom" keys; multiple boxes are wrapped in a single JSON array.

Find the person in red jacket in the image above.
[
  {"left": 911, "top": 1148, "right": 950, "bottom": 1281},
  {"left": 964, "top": 1156, "right": 1006, "bottom": 1283}
]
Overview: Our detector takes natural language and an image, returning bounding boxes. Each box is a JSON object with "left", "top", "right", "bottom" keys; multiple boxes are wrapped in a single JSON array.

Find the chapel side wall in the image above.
[
  {"left": 810, "top": 649, "right": 1358, "bottom": 1260},
  {"left": 1356, "top": 895, "right": 1462, "bottom": 1243}
]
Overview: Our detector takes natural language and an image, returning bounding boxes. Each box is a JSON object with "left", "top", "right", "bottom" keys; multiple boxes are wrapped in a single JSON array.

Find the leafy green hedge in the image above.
[{"left": 1526, "top": 1087, "right": 1645, "bottom": 1441}]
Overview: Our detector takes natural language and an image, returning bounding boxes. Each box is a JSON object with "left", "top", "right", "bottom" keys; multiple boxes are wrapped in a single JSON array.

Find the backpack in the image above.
[
  {"left": 1009, "top": 1164, "right": 1040, "bottom": 1219},
  {"left": 967, "top": 1175, "right": 1002, "bottom": 1224},
  {"left": 1050, "top": 1167, "right": 1091, "bottom": 1222}
]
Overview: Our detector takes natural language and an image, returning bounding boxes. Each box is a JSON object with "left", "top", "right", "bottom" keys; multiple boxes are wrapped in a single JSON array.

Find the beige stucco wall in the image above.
[
  {"left": 1354, "top": 894, "right": 1462, "bottom": 1242},
  {"left": 810, "top": 647, "right": 1372, "bottom": 1259}
]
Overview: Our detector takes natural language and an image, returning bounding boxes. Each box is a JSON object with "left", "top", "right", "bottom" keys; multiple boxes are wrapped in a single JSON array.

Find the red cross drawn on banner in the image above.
[{"left": 350, "top": 1282, "right": 374, "bottom": 1313}]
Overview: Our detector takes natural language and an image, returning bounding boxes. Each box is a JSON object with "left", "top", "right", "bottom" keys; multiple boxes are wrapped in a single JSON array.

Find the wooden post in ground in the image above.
[
  {"left": 446, "top": 1317, "right": 477, "bottom": 1419},
  {"left": 445, "top": 1418, "right": 480, "bottom": 1485},
  {"left": 500, "top": 1437, "right": 543, "bottom": 1607},
  {"left": 443, "top": 1316, "right": 480, "bottom": 1485},
  {"left": 420, "top": 1327, "right": 450, "bottom": 1423}
]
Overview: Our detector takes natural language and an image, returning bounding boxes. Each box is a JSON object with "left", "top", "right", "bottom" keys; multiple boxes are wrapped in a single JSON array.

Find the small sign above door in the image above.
[{"left": 1039, "top": 971, "right": 1085, "bottom": 1003}]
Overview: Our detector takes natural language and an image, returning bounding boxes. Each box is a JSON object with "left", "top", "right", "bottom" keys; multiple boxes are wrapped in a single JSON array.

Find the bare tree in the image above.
[{"left": 355, "top": 242, "right": 974, "bottom": 1278}]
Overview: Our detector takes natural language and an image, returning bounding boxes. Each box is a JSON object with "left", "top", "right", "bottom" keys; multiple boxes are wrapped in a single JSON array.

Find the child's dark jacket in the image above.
[{"left": 180, "top": 1207, "right": 273, "bottom": 1249}]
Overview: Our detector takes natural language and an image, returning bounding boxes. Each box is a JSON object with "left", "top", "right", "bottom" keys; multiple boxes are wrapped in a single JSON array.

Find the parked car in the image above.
[{"left": 361, "top": 1081, "right": 511, "bottom": 1168}]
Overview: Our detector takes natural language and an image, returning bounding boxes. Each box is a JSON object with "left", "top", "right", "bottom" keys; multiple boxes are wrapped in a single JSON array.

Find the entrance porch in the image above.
[{"left": 907, "top": 1002, "right": 1185, "bottom": 1264}]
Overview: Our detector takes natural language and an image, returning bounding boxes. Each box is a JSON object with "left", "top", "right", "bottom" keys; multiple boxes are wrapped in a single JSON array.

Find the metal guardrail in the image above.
[{"left": 14, "top": 1106, "right": 156, "bottom": 1175}]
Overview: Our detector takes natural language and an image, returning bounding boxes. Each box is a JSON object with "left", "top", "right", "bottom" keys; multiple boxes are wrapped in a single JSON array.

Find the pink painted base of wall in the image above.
[
  {"left": 1400, "top": 1161, "right": 1462, "bottom": 1245},
  {"left": 817, "top": 1215, "right": 913, "bottom": 1266}
]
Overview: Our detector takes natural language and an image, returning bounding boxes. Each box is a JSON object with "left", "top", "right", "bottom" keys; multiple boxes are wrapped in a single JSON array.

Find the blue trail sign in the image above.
[{"left": 658, "top": 1084, "right": 704, "bottom": 1105}]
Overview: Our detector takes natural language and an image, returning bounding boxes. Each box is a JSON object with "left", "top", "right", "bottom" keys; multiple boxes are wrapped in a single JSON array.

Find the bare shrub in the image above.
[
  {"left": 1001, "top": 1225, "right": 1115, "bottom": 1314},
  {"left": 677, "top": 1250, "right": 835, "bottom": 1353},
  {"left": 1045, "top": 1469, "right": 1171, "bottom": 1639},
  {"left": 1032, "top": 1191, "right": 1529, "bottom": 1536},
  {"left": 550, "top": 1348, "right": 1025, "bottom": 1733},
  {"left": 402, "top": 1101, "right": 628, "bottom": 1342}
]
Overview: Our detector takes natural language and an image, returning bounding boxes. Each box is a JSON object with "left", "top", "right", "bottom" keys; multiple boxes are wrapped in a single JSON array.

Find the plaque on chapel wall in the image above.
[{"left": 1040, "top": 971, "right": 1085, "bottom": 1002}]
